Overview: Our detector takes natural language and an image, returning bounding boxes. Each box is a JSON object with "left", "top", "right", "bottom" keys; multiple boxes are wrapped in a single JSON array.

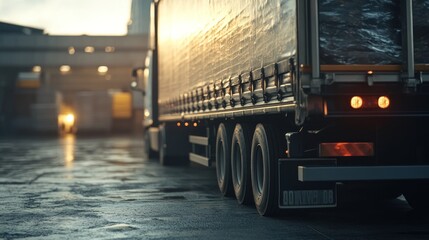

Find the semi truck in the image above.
[{"left": 132, "top": 0, "right": 429, "bottom": 216}]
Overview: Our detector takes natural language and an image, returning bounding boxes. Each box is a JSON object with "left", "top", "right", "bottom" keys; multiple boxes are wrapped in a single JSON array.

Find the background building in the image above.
[
  {"left": 0, "top": 21, "right": 149, "bottom": 135},
  {"left": 128, "top": 0, "right": 151, "bottom": 35}
]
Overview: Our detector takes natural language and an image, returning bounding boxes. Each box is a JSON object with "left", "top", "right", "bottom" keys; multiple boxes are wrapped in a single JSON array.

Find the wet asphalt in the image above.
[{"left": 0, "top": 134, "right": 429, "bottom": 240}]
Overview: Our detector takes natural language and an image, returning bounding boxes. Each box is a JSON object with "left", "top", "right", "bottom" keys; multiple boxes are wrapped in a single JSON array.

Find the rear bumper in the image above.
[{"left": 298, "top": 165, "right": 429, "bottom": 182}]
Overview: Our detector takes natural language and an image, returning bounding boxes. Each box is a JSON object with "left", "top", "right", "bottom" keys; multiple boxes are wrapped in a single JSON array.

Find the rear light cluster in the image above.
[
  {"left": 319, "top": 142, "right": 374, "bottom": 157},
  {"left": 176, "top": 122, "right": 199, "bottom": 127},
  {"left": 350, "top": 96, "right": 390, "bottom": 110}
]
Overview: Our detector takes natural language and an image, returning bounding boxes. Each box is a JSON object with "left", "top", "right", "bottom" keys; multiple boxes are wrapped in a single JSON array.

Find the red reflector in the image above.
[{"left": 319, "top": 142, "right": 374, "bottom": 157}]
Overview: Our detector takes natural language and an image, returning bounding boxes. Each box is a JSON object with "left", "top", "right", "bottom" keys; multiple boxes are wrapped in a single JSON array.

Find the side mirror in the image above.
[{"left": 130, "top": 67, "right": 145, "bottom": 94}]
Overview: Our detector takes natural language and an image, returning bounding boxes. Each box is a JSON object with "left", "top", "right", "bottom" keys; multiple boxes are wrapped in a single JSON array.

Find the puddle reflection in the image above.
[{"left": 62, "top": 134, "right": 75, "bottom": 169}]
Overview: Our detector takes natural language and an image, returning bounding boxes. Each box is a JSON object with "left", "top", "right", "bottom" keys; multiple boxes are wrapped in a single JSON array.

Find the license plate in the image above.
[
  {"left": 282, "top": 189, "right": 335, "bottom": 207},
  {"left": 278, "top": 158, "right": 337, "bottom": 209}
]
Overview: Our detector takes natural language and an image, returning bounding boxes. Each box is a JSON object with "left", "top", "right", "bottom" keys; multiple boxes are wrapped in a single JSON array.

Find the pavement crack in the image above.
[
  {"left": 28, "top": 172, "right": 52, "bottom": 184},
  {"left": 307, "top": 225, "right": 335, "bottom": 240},
  {"left": 0, "top": 181, "right": 27, "bottom": 185}
]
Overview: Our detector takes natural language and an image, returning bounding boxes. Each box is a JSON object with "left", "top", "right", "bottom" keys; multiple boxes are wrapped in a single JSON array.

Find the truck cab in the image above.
[{"left": 131, "top": 50, "right": 158, "bottom": 158}]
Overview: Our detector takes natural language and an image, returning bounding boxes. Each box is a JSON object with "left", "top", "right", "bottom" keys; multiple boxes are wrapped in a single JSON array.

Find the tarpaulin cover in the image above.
[
  {"left": 157, "top": 0, "right": 429, "bottom": 109},
  {"left": 157, "top": 0, "right": 296, "bottom": 104},
  {"left": 319, "top": 0, "right": 402, "bottom": 65},
  {"left": 414, "top": 0, "right": 429, "bottom": 63}
]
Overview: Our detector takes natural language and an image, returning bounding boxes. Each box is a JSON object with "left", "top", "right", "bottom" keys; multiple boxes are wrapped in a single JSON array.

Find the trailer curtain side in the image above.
[
  {"left": 157, "top": 0, "right": 297, "bottom": 108},
  {"left": 157, "top": 0, "right": 429, "bottom": 119}
]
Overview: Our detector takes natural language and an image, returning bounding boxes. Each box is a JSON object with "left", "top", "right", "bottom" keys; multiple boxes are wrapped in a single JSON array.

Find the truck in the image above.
[{"left": 132, "top": 0, "right": 429, "bottom": 216}]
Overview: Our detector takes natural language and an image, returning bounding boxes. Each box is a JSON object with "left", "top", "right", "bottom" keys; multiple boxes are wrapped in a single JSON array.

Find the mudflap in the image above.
[{"left": 278, "top": 158, "right": 337, "bottom": 209}]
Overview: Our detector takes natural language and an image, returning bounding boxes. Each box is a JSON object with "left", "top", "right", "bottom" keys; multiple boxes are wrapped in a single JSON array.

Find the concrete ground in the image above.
[{"left": 0, "top": 134, "right": 428, "bottom": 240}]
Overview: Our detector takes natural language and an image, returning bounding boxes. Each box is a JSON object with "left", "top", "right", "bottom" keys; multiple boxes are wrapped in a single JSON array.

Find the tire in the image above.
[
  {"left": 231, "top": 123, "right": 253, "bottom": 205},
  {"left": 251, "top": 124, "right": 278, "bottom": 216},
  {"left": 216, "top": 123, "right": 234, "bottom": 196}
]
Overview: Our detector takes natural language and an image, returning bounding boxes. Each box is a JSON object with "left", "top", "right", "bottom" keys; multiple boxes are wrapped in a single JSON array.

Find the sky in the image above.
[{"left": 0, "top": 0, "right": 132, "bottom": 35}]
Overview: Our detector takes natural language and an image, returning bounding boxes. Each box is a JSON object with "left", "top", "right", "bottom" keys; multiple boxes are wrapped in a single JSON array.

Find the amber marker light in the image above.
[
  {"left": 350, "top": 96, "right": 363, "bottom": 109},
  {"left": 105, "top": 46, "right": 115, "bottom": 53},
  {"left": 378, "top": 96, "right": 390, "bottom": 109},
  {"left": 84, "top": 46, "right": 95, "bottom": 53},
  {"left": 177, "top": 122, "right": 181, "bottom": 127},
  {"left": 68, "top": 47, "right": 75, "bottom": 55},
  {"left": 184, "top": 122, "right": 189, "bottom": 127},
  {"left": 193, "top": 122, "right": 198, "bottom": 127}
]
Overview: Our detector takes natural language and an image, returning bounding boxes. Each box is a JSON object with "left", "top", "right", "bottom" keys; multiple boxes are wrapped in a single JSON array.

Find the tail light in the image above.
[{"left": 349, "top": 96, "right": 390, "bottom": 110}]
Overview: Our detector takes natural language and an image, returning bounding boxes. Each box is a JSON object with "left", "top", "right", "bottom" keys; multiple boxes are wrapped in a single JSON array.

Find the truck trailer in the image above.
[{"left": 133, "top": 0, "right": 429, "bottom": 216}]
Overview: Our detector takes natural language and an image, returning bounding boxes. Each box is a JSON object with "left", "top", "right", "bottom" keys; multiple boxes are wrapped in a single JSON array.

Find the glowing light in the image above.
[
  {"left": 145, "top": 56, "right": 151, "bottom": 67},
  {"left": 367, "top": 70, "right": 373, "bottom": 75},
  {"left": 84, "top": 46, "right": 95, "bottom": 53},
  {"left": 68, "top": 47, "right": 75, "bottom": 55},
  {"left": 177, "top": 122, "right": 181, "bottom": 127},
  {"left": 320, "top": 142, "right": 374, "bottom": 157},
  {"left": 65, "top": 114, "right": 75, "bottom": 125},
  {"left": 137, "top": 68, "right": 144, "bottom": 75},
  {"left": 131, "top": 81, "right": 137, "bottom": 88},
  {"left": 63, "top": 134, "right": 75, "bottom": 169},
  {"left": 193, "top": 122, "right": 198, "bottom": 127},
  {"left": 58, "top": 113, "right": 75, "bottom": 134},
  {"left": 323, "top": 101, "right": 328, "bottom": 116},
  {"left": 378, "top": 96, "right": 390, "bottom": 109},
  {"left": 105, "top": 46, "right": 115, "bottom": 53},
  {"left": 32, "top": 65, "right": 41, "bottom": 73},
  {"left": 184, "top": 122, "right": 189, "bottom": 127},
  {"left": 144, "top": 109, "right": 150, "bottom": 117},
  {"left": 350, "top": 96, "right": 363, "bottom": 109},
  {"left": 60, "top": 65, "right": 71, "bottom": 73},
  {"left": 144, "top": 68, "right": 149, "bottom": 79},
  {"left": 98, "top": 66, "right": 109, "bottom": 74}
]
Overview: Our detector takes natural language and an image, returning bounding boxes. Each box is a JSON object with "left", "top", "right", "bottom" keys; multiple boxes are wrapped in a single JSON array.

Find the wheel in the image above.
[
  {"left": 231, "top": 123, "right": 253, "bottom": 204},
  {"left": 251, "top": 124, "right": 278, "bottom": 216},
  {"left": 216, "top": 123, "right": 234, "bottom": 196},
  {"left": 143, "top": 128, "right": 156, "bottom": 160},
  {"left": 403, "top": 182, "right": 429, "bottom": 212}
]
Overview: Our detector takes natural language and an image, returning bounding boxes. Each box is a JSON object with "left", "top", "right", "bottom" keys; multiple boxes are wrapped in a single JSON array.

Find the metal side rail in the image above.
[
  {"left": 189, "top": 135, "right": 210, "bottom": 167},
  {"left": 298, "top": 165, "right": 429, "bottom": 182}
]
